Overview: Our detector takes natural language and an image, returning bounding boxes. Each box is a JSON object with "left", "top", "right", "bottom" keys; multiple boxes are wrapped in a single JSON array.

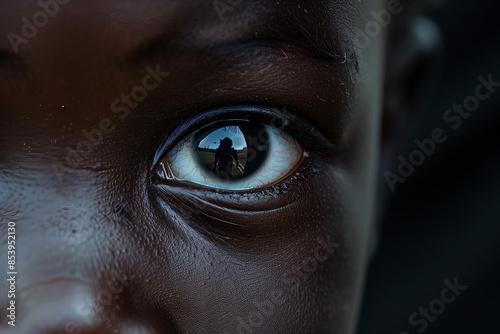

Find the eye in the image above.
[{"left": 154, "top": 120, "right": 309, "bottom": 191}]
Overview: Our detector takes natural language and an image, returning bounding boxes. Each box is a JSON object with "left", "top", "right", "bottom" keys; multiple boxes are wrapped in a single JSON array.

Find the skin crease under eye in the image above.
[{"left": 159, "top": 124, "right": 309, "bottom": 191}]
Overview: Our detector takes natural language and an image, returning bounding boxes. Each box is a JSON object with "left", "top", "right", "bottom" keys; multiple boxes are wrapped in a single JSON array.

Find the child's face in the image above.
[{"left": 0, "top": 0, "right": 386, "bottom": 333}]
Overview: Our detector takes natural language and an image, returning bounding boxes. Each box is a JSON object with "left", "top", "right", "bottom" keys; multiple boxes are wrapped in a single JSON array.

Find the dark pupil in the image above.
[{"left": 193, "top": 123, "right": 269, "bottom": 181}]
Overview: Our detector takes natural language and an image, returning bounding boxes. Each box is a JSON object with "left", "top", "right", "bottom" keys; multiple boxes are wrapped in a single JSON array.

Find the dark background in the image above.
[{"left": 357, "top": 1, "right": 500, "bottom": 333}]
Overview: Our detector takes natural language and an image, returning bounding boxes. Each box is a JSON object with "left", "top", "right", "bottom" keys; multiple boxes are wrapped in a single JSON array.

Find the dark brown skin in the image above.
[{"left": 0, "top": 0, "right": 438, "bottom": 333}]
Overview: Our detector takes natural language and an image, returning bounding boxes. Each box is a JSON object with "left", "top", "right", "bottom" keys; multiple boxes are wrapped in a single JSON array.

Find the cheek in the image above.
[{"left": 130, "top": 161, "right": 349, "bottom": 333}]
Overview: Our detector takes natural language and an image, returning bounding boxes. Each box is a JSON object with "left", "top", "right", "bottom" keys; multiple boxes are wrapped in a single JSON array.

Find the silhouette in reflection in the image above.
[
  {"left": 194, "top": 124, "right": 269, "bottom": 181},
  {"left": 213, "top": 137, "right": 243, "bottom": 178}
]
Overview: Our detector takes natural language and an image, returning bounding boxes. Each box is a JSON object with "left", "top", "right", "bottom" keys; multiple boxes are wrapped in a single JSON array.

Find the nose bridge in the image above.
[{"left": 0, "top": 167, "right": 119, "bottom": 332}]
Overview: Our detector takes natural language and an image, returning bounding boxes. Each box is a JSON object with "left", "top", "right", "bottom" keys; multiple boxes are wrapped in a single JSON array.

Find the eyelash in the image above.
[{"left": 152, "top": 104, "right": 334, "bottom": 166}]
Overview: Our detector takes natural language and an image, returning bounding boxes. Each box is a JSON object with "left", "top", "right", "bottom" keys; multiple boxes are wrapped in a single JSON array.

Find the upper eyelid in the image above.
[{"left": 152, "top": 104, "right": 337, "bottom": 169}]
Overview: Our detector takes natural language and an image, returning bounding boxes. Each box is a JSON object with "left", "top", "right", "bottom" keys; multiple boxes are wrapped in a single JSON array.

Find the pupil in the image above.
[{"left": 193, "top": 123, "right": 269, "bottom": 181}]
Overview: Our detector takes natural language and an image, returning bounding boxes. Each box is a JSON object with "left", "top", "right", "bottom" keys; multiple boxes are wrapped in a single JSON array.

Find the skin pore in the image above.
[{"left": 0, "top": 0, "right": 391, "bottom": 333}]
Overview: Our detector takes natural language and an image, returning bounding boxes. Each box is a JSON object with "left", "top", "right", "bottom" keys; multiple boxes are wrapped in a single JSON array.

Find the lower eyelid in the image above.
[
  {"left": 151, "top": 159, "right": 335, "bottom": 242},
  {"left": 153, "top": 174, "right": 303, "bottom": 234},
  {"left": 154, "top": 157, "right": 314, "bottom": 199}
]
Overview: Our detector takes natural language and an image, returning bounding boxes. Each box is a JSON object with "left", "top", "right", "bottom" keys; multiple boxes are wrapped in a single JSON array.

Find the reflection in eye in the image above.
[{"left": 156, "top": 121, "right": 309, "bottom": 191}]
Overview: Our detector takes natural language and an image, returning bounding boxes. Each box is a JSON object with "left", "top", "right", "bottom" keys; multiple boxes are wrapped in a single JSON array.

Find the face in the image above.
[{"left": 0, "top": 0, "right": 386, "bottom": 333}]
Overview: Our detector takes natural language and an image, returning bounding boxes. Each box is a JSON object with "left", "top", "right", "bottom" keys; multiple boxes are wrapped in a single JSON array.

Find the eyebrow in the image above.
[
  {"left": 129, "top": 3, "right": 358, "bottom": 71},
  {"left": 261, "top": 6, "right": 358, "bottom": 66}
]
